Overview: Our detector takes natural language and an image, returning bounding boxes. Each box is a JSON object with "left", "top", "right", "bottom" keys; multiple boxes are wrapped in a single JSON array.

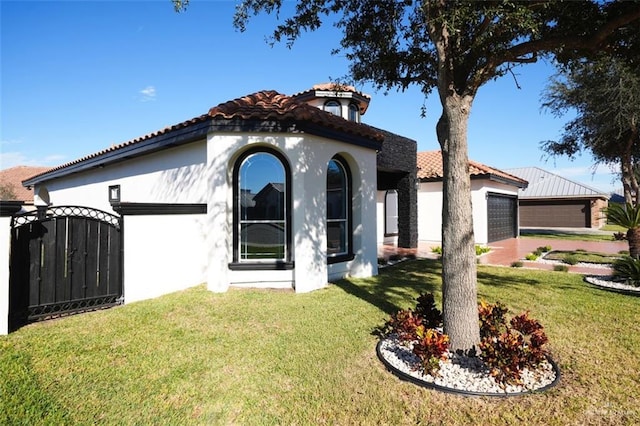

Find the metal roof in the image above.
[{"left": 504, "top": 167, "right": 609, "bottom": 200}]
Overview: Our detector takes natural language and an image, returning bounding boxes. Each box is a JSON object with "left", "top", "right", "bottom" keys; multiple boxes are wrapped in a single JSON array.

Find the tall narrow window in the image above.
[
  {"left": 326, "top": 156, "right": 352, "bottom": 261},
  {"left": 232, "top": 148, "right": 292, "bottom": 268},
  {"left": 324, "top": 100, "right": 342, "bottom": 117},
  {"left": 348, "top": 103, "right": 359, "bottom": 122},
  {"left": 385, "top": 190, "right": 399, "bottom": 236}
]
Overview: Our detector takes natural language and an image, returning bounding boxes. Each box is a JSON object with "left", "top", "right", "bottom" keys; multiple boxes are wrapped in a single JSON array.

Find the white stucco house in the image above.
[
  {"left": 19, "top": 84, "right": 418, "bottom": 306},
  {"left": 416, "top": 151, "right": 528, "bottom": 245}
]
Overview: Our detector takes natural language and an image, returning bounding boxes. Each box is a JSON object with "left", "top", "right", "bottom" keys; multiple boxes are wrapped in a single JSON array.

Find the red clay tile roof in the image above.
[
  {"left": 208, "top": 90, "right": 379, "bottom": 140},
  {"left": 25, "top": 90, "right": 383, "bottom": 184},
  {"left": 0, "top": 166, "right": 51, "bottom": 201},
  {"left": 291, "top": 83, "right": 372, "bottom": 114},
  {"left": 417, "top": 151, "right": 528, "bottom": 186}
]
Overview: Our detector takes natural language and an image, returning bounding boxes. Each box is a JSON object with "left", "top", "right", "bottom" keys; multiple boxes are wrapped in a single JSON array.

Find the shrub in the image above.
[
  {"left": 511, "top": 261, "right": 523, "bottom": 268},
  {"left": 553, "top": 264, "right": 569, "bottom": 272},
  {"left": 525, "top": 253, "right": 539, "bottom": 261},
  {"left": 478, "top": 300, "right": 509, "bottom": 339},
  {"left": 383, "top": 293, "right": 447, "bottom": 375},
  {"left": 415, "top": 293, "right": 443, "bottom": 329},
  {"left": 613, "top": 232, "right": 626, "bottom": 241},
  {"left": 412, "top": 327, "right": 449, "bottom": 375},
  {"left": 562, "top": 254, "right": 579, "bottom": 265},
  {"left": 478, "top": 301, "right": 549, "bottom": 385},
  {"left": 385, "top": 309, "right": 423, "bottom": 342},
  {"left": 612, "top": 256, "right": 640, "bottom": 287},
  {"left": 537, "top": 245, "right": 552, "bottom": 252},
  {"left": 475, "top": 245, "right": 491, "bottom": 256},
  {"left": 431, "top": 246, "right": 442, "bottom": 255}
]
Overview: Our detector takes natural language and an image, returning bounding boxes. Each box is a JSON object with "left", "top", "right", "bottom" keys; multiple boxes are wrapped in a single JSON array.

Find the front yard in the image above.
[{"left": 2, "top": 260, "right": 639, "bottom": 425}]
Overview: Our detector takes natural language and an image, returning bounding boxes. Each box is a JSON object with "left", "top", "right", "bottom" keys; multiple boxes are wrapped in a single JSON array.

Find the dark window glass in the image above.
[
  {"left": 348, "top": 103, "right": 359, "bottom": 122},
  {"left": 238, "top": 152, "right": 286, "bottom": 261},
  {"left": 327, "top": 158, "right": 349, "bottom": 256}
]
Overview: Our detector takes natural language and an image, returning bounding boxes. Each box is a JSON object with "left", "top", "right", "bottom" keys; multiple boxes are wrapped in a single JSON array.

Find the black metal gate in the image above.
[{"left": 9, "top": 206, "right": 123, "bottom": 330}]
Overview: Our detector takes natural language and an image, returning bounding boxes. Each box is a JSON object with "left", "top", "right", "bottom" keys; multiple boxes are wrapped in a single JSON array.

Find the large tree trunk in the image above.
[{"left": 437, "top": 95, "right": 481, "bottom": 353}]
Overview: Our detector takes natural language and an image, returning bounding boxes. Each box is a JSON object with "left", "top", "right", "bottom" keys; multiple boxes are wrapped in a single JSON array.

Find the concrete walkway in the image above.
[{"left": 379, "top": 236, "right": 629, "bottom": 275}]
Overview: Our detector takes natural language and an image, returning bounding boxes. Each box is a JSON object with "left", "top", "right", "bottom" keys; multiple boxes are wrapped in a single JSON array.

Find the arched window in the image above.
[
  {"left": 326, "top": 156, "right": 352, "bottom": 262},
  {"left": 348, "top": 103, "right": 359, "bottom": 122},
  {"left": 324, "top": 100, "right": 342, "bottom": 117},
  {"left": 231, "top": 147, "right": 292, "bottom": 269}
]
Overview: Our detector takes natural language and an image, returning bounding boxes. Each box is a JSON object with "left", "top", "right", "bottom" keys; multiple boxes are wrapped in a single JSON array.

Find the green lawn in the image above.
[
  {"left": 2, "top": 260, "right": 639, "bottom": 425},
  {"left": 521, "top": 232, "right": 620, "bottom": 242}
]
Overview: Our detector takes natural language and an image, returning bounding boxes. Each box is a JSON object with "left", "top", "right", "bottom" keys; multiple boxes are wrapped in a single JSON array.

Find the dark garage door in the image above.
[
  {"left": 487, "top": 194, "right": 518, "bottom": 242},
  {"left": 519, "top": 200, "right": 589, "bottom": 228}
]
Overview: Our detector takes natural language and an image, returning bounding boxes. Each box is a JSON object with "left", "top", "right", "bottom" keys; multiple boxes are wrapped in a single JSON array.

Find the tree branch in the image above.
[{"left": 505, "top": 6, "right": 640, "bottom": 61}]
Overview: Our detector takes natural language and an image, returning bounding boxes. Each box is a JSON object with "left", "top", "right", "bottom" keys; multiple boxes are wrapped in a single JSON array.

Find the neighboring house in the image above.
[
  {"left": 505, "top": 167, "right": 609, "bottom": 229},
  {"left": 20, "top": 84, "right": 417, "bottom": 300},
  {"left": 416, "top": 151, "right": 528, "bottom": 245},
  {"left": 0, "top": 166, "right": 50, "bottom": 205}
]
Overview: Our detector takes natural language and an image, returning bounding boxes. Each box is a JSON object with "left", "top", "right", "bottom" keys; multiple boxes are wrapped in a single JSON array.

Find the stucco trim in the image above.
[
  {"left": 111, "top": 202, "right": 207, "bottom": 215},
  {"left": 0, "top": 201, "right": 23, "bottom": 217},
  {"left": 228, "top": 261, "right": 295, "bottom": 271}
]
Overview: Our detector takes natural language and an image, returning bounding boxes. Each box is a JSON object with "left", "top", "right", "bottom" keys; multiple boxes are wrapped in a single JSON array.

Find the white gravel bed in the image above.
[
  {"left": 584, "top": 275, "right": 640, "bottom": 294},
  {"left": 378, "top": 335, "right": 558, "bottom": 395}
]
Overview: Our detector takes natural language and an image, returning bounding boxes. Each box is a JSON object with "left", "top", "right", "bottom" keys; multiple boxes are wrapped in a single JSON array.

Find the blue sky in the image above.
[{"left": 1, "top": 0, "right": 622, "bottom": 193}]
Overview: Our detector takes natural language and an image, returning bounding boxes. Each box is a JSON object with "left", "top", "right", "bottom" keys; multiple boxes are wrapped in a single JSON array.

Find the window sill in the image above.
[
  {"left": 228, "top": 262, "right": 294, "bottom": 271},
  {"left": 327, "top": 254, "right": 355, "bottom": 265}
]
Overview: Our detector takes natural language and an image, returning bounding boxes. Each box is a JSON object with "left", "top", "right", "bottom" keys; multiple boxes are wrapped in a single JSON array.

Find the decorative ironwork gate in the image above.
[{"left": 9, "top": 206, "right": 123, "bottom": 330}]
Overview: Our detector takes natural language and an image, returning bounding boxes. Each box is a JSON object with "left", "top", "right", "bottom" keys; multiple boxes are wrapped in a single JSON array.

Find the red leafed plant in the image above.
[
  {"left": 478, "top": 302, "right": 549, "bottom": 385},
  {"left": 385, "top": 309, "right": 424, "bottom": 342},
  {"left": 412, "top": 327, "right": 450, "bottom": 375},
  {"left": 384, "top": 293, "right": 448, "bottom": 375}
]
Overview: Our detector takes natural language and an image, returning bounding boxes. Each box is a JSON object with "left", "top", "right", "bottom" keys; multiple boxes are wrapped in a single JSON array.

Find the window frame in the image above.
[
  {"left": 229, "top": 147, "right": 293, "bottom": 270},
  {"left": 323, "top": 100, "right": 342, "bottom": 117},
  {"left": 326, "top": 155, "right": 354, "bottom": 264},
  {"left": 348, "top": 103, "right": 360, "bottom": 122},
  {"left": 384, "top": 189, "right": 399, "bottom": 236}
]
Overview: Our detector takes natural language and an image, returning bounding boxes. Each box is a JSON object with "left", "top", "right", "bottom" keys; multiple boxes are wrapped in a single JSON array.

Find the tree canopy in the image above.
[{"left": 542, "top": 57, "right": 640, "bottom": 205}]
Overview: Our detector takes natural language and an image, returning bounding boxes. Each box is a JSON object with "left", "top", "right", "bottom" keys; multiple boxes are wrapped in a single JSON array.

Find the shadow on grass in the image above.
[
  {"left": 0, "top": 343, "right": 69, "bottom": 424},
  {"left": 476, "top": 268, "right": 545, "bottom": 288},
  {"left": 333, "top": 259, "right": 442, "bottom": 317}
]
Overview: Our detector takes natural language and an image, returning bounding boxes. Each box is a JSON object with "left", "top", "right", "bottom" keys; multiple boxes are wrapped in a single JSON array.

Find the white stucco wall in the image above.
[
  {"left": 206, "top": 133, "right": 379, "bottom": 293},
  {"left": 0, "top": 216, "right": 11, "bottom": 335},
  {"left": 123, "top": 214, "right": 207, "bottom": 303},
  {"left": 35, "top": 142, "right": 207, "bottom": 213},
  {"left": 36, "top": 130, "right": 379, "bottom": 299},
  {"left": 418, "top": 179, "right": 520, "bottom": 245}
]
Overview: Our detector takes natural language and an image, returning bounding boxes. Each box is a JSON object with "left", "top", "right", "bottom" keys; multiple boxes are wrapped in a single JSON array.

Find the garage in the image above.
[
  {"left": 487, "top": 193, "right": 518, "bottom": 242},
  {"left": 519, "top": 200, "right": 589, "bottom": 228},
  {"left": 505, "top": 167, "right": 610, "bottom": 229}
]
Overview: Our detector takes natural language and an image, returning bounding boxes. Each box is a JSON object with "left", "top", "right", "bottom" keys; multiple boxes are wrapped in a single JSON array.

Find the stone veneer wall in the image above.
[
  {"left": 591, "top": 198, "right": 609, "bottom": 228},
  {"left": 373, "top": 127, "right": 418, "bottom": 248}
]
